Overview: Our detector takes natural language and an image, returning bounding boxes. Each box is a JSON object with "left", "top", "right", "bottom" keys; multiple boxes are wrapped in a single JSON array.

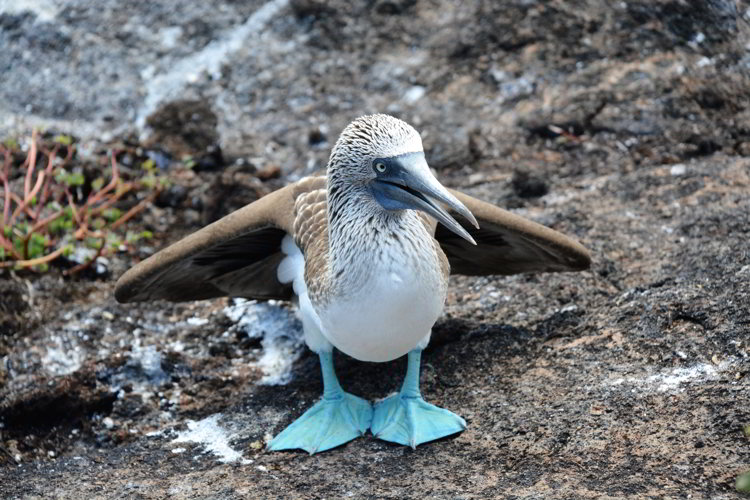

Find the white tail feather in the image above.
[{"left": 277, "top": 234, "right": 306, "bottom": 296}]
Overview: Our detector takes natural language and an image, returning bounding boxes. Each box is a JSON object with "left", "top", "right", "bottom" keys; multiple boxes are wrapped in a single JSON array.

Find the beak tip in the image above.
[
  {"left": 460, "top": 206, "right": 479, "bottom": 229},
  {"left": 468, "top": 212, "right": 479, "bottom": 229}
]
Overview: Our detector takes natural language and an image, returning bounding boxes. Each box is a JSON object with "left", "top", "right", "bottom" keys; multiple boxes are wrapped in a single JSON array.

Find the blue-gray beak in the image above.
[{"left": 370, "top": 152, "right": 479, "bottom": 245}]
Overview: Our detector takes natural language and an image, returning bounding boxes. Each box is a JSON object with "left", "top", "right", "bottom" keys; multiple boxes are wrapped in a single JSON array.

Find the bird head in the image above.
[{"left": 328, "top": 114, "right": 479, "bottom": 245}]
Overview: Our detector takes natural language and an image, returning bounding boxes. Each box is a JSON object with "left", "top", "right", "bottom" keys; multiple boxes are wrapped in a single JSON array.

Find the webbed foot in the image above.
[
  {"left": 268, "top": 392, "right": 372, "bottom": 454},
  {"left": 371, "top": 349, "right": 466, "bottom": 448},
  {"left": 267, "top": 351, "right": 372, "bottom": 454},
  {"left": 371, "top": 393, "right": 466, "bottom": 448}
]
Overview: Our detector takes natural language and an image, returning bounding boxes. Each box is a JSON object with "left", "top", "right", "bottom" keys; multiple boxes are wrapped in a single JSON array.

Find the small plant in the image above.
[{"left": 0, "top": 130, "right": 167, "bottom": 274}]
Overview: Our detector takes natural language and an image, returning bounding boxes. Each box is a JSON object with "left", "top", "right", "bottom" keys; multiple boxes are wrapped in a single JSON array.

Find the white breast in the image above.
[
  {"left": 317, "top": 242, "right": 445, "bottom": 362},
  {"left": 278, "top": 223, "right": 446, "bottom": 363}
]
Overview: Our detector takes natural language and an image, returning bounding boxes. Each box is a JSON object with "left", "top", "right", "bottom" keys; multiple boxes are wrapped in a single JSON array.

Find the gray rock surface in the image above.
[{"left": 1, "top": 0, "right": 750, "bottom": 498}]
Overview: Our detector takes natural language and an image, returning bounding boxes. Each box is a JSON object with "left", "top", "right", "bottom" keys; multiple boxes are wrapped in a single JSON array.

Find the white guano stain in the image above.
[
  {"left": 610, "top": 360, "right": 734, "bottom": 394},
  {"left": 223, "top": 299, "right": 304, "bottom": 386},
  {"left": 0, "top": 0, "right": 59, "bottom": 22},
  {"left": 171, "top": 414, "right": 252, "bottom": 464}
]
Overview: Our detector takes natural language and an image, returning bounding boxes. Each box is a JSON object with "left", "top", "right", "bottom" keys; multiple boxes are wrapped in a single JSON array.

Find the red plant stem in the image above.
[
  {"left": 23, "top": 130, "right": 38, "bottom": 200},
  {"left": 89, "top": 182, "right": 135, "bottom": 215},
  {"left": 65, "top": 188, "right": 82, "bottom": 227},
  {"left": 83, "top": 151, "right": 120, "bottom": 211},
  {"left": 110, "top": 188, "right": 161, "bottom": 231},
  {"left": 8, "top": 192, "right": 35, "bottom": 220},
  {"left": 35, "top": 145, "right": 64, "bottom": 220},
  {"left": 1, "top": 147, "right": 11, "bottom": 226},
  {"left": 9, "top": 146, "right": 54, "bottom": 225},
  {"left": 0, "top": 245, "right": 67, "bottom": 269},
  {"left": 28, "top": 208, "right": 66, "bottom": 234},
  {"left": 25, "top": 155, "right": 50, "bottom": 214}
]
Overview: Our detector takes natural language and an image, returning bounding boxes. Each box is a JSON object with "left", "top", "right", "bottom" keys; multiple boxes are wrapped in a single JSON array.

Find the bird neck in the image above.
[{"left": 326, "top": 176, "right": 425, "bottom": 277}]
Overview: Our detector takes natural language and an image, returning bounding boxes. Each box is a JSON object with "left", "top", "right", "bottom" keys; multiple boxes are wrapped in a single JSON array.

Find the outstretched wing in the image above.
[
  {"left": 114, "top": 177, "right": 326, "bottom": 303},
  {"left": 437, "top": 190, "right": 591, "bottom": 276}
]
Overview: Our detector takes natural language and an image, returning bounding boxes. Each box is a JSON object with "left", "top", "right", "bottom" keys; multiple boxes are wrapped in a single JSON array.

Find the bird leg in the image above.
[
  {"left": 371, "top": 349, "right": 466, "bottom": 448},
  {"left": 267, "top": 351, "right": 372, "bottom": 454}
]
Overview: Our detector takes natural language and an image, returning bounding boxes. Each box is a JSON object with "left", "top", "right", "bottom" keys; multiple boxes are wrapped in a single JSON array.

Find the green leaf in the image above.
[
  {"left": 2, "top": 137, "right": 19, "bottom": 150},
  {"left": 92, "top": 217, "right": 106, "bottom": 230},
  {"left": 68, "top": 172, "right": 85, "bottom": 186},
  {"left": 27, "top": 233, "right": 48, "bottom": 259},
  {"left": 738, "top": 470, "right": 750, "bottom": 493},
  {"left": 62, "top": 244, "right": 74, "bottom": 257},
  {"left": 48, "top": 214, "right": 65, "bottom": 233},
  {"left": 125, "top": 230, "right": 152, "bottom": 244},
  {"left": 85, "top": 237, "right": 102, "bottom": 249},
  {"left": 30, "top": 233, "right": 47, "bottom": 245},
  {"left": 91, "top": 177, "right": 105, "bottom": 191},
  {"left": 53, "top": 134, "right": 73, "bottom": 146},
  {"left": 141, "top": 158, "right": 155, "bottom": 171},
  {"left": 55, "top": 169, "right": 85, "bottom": 187},
  {"left": 140, "top": 174, "right": 156, "bottom": 189},
  {"left": 0, "top": 247, "right": 5, "bottom": 260},
  {"left": 182, "top": 155, "right": 195, "bottom": 169},
  {"left": 45, "top": 201, "right": 62, "bottom": 212},
  {"left": 102, "top": 208, "right": 122, "bottom": 222},
  {"left": 54, "top": 168, "right": 68, "bottom": 184}
]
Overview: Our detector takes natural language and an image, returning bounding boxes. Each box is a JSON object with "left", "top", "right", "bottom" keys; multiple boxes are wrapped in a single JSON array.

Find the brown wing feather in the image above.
[
  {"left": 437, "top": 190, "right": 591, "bottom": 276},
  {"left": 293, "top": 186, "right": 330, "bottom": 302},
  {"left": 114, "top": 176, "right": 326, "bottom": 303}
]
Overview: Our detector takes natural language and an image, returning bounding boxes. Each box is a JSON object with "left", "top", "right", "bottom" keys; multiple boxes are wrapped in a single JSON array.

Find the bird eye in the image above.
[{"left": 374, "top": 162, "right": 387, "bottom": 173}]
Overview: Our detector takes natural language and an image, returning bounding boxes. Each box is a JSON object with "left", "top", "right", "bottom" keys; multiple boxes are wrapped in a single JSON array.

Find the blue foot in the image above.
[
  {"left": 268, "top": 392, "right": 372, "bottom": 454},
  {"left": 371, "top": 350, "right": 466, "bottom": 448},
  {"left": 267, "top": 351, "right": 372, "bottom": 454},
  {"left": 371, "top": 393, "right": 466, "bottom": 448}
]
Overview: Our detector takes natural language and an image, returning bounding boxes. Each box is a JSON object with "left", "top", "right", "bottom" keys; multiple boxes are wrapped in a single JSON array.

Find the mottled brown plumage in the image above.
[{"left": 114, "top": 176, "right": 589, "bottom": 304}]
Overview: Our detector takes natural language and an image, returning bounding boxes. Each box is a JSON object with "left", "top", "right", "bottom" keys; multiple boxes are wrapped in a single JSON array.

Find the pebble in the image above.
[{"left": 670, "top": 164, "right": 687, "bottom": 176}]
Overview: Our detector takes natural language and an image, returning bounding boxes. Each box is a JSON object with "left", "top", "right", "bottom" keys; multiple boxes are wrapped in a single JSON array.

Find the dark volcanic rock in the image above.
[{"left": 1, "top": 0, "right": 750, "bottom": 498}]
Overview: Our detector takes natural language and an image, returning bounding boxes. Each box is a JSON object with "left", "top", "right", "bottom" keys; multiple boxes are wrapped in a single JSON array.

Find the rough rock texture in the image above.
[{"left": 1, "top": 0, "right": 750, "bottom": 498}]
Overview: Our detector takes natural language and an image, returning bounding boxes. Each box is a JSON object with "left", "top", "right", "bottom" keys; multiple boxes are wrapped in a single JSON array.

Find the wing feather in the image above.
[
  {"left": 115, "top": 178, "right": 588, "bottom": 303},
  {"left": 114, "top": 177, "right": 326, "bottom": 303},
  {"left": 438, "top": 190, "right": 591, "bottom": 276}
]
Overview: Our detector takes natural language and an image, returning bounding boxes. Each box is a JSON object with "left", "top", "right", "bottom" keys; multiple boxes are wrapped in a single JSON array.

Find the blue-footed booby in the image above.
[{"left": 115, "top": 114, "right": 590, "bottom": 454}]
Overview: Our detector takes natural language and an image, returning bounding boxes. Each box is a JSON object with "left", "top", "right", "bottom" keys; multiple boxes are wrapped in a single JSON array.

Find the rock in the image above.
[
  {"left": 0, "top": 280, "right": 28, "bottom": 337},
  {"left": 144, "top": 99, "right": 220, "bottom": 160},
  {"left": 511, "top": 169, "right": 549, "bottom": 199}
]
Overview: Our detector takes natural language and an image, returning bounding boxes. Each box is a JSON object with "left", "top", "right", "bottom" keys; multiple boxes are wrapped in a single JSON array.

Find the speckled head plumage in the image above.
[
  {"left": 325, "top": 114, "right": 478, "bottom": 247},
  {"left": 327, "top": 114, "right": 424, "bottom": 183}
]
